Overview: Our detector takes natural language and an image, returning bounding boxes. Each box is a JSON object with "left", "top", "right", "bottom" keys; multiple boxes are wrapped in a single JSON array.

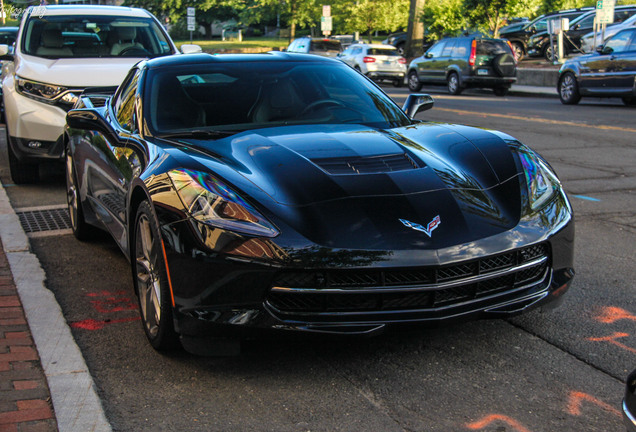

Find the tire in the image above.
[
  {"left": 543, "top": 43, "right": 555, "bottom": 62},
  {"left": 447, "top": 72, "right": 462, "bottom": 95},
  {"left": 492, "top": 53, "right": 516, "bottom": 77},
  {"left": 396, "top": 43, "right": 405, "bottom": 56},
  {"left": 512, "top": 42, "right": 524, "bottom": 61},
  {"left": 65, "top": 144, "right": 97, "bottom": 241},
  {"left": 407, "top": 70, "right": 423, "bottom": 92},
  {"left": 6, "top": 127, "right": 39, "bottom": 184},
  {"left": 132, "top": 201, "right": 180, "bottom": 351},
  {"left": 558, "top": 72, "right": 581, "bottom": 105},
  {"left": 622, "top": 96, "right": 636, "bottom": 106},
  {"left": 392, "top": 77, "right": 404, "bottom": 87},
  {"left": 493, "top": 87, "right": 509, "bottom": 97}
]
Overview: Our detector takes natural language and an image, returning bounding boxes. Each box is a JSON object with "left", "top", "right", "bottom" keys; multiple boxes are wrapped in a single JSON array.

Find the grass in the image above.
[{"left": 175, "top": 37, "right": 290, "bottom": 53}]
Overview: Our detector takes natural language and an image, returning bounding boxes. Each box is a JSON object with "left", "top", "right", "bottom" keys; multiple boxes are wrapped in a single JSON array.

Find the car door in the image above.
[
  {"left": 415, "top": 40, "right": 446, "bottom": 82},
  {"left": 580, "top": 29, "right": 636, "bottom": 93},
  {"left": 86, "top": 68, "right": 143, "bottom": 244}
]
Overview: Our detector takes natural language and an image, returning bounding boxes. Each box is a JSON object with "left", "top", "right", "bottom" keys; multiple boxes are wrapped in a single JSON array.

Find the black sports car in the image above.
[
  {"left": 65, "top": 52, "right": 574, "bottom": 355},
  {"left": 625, "top": 368, "right": 636, "bottom": 432}
]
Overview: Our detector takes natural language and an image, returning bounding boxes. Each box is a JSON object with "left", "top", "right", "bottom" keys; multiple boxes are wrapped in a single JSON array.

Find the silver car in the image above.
[{"left": 338, "top": 43, "right": 406, "bottom": 86}]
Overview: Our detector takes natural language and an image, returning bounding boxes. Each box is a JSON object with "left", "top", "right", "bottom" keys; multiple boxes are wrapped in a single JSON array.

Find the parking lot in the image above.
[{"left": 1, "top": 88, "right": 634, "bottom": 431}]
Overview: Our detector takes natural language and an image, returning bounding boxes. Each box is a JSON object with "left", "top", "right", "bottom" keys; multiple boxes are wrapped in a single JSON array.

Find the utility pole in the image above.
[{"left": 405, "top": 0, "right": 425, "bottom": 59}]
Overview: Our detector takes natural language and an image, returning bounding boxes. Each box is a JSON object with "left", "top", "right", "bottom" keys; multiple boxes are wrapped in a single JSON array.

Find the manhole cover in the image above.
[{"left": 16, "top": 207, "right": 71, "bottom": 233}]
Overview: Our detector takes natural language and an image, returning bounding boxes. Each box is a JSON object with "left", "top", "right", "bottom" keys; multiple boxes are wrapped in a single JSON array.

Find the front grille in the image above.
[
  {"left": 267, "top": 243, "right": 550, "bottom": 317},
  {"left": 312, "top": 153, "right": 421, "bottom": 175}
]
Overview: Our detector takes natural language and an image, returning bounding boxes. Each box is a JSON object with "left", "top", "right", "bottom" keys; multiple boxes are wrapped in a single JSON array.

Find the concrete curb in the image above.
[{"left": 0, "top": 183, "right": 111, "bottom": 432}]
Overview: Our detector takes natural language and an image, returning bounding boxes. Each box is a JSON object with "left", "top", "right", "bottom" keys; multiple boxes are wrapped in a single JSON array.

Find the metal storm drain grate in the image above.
[{"left": 16, "top": 207, "right": 72, "bottom": 234}]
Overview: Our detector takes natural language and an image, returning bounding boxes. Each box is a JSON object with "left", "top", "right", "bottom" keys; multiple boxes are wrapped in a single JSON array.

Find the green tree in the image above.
[
  {"left": 420, "top": 0, "right": 470, "bottom": 40},
  {"left": 464, "top": 0, "right": 540, "bottom": 38},
  {"left": 344, "top": 0, "right": 409, "bottom": 42}
]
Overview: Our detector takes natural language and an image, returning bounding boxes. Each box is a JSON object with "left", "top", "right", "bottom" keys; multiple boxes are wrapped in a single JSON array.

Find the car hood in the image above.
[
  {"left": 15, "top": 53, "right": 141, "bottom": 87},
  {"left": 173, "top": 123, "right": 523, "bottom": 249}
]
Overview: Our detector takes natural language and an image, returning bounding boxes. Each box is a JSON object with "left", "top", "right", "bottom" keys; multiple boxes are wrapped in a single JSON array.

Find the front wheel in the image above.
[
  {"left": 558, "top": 72, "right": 581, "bottom": 105},
  {"left": 543, "top": 43, "right": 556, "bottom": 62},
  {"left": 407, "top": 70, "right": 423, "bottom": 92},
  {"left": 133, "top": 201, "right": 180, "bottom": 351},
  {"left": 66, "top": 145, "right": 97, "bottom": 241},
  {"left": 447, "top": 72, "right": 462, "bottom": 95},
  {"left": 6, "top": 128, "right": 39, "bottom": 184}
]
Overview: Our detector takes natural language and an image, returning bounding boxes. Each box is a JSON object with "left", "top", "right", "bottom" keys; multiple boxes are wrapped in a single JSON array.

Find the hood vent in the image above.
[{"left": 312, "top": 153, "right": 421, "bottom": 175}]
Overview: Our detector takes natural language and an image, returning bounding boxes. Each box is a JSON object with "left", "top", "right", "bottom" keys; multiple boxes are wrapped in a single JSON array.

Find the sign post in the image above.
[
  {"left": 187, "top": 7, "right": 196, "bottom": 44},
  {"left": 321, "top": 5, "right": 332, "bottom": 37}
]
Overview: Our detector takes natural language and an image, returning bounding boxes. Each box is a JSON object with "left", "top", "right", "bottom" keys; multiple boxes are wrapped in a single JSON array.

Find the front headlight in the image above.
[
  {"left": 16, "top": 76, "right": 80, "bottom": 106},
  {"left": 513, "top": 144, "right": 561, "bottom": 211},
  {"left": 168, "top": 169, "right": 279, "bottom": 238}
]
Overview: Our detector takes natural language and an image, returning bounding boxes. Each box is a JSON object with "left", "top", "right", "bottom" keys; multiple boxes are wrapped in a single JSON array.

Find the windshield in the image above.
[
  {"left": 22, "top": 15, "right": 174, "bottom": 59},
  {"left": 146, "top": 61, "right": 411, "bottom": 135}
]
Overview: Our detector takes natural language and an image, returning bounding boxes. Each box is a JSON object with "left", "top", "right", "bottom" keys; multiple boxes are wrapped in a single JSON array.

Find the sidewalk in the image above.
[{"left": 0, "top": 239, "right": 57, "bottom": 431}]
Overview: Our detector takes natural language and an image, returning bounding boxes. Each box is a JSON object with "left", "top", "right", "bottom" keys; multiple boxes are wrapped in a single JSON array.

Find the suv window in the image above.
[
  {"left": 442, "top": 40, "right": 456, "bottom": 57},
  {"left": 476, "top": 40, "right": 509, "bottom": 56},
  {"left": 427, "top": 41, "right": 446, "bottom": 58},
  {"left": 367, "top": 47, "right": 399, "bottom": 56},
  {"left": 605, "top": 30, "right": 635, "bottom": 54},
  {"left": 22, "top": 14, "right": 174, "bottom": 59},
  {"left": 310, "top": 40, "right": 342, "bottom": 53}
]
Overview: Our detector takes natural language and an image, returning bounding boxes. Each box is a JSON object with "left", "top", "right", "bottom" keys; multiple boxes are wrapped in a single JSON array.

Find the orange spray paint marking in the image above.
[
  {"left": 588, "top": 332, "right": 636, "bottom": 354},
  {"left": 594, "top": 306, "right": 636, "bottom": 324},
  {"left": 86, "top": 290, "right": 137, "bottom": 313},
  {"left": 566, "top": 391, "right": 621, "bottom": 417},
  {"left": 465, "top": 414, "right": 532, "bottom": 432},
  {"left": 70, "top": 317, "right": 140, "bottom": 330}
]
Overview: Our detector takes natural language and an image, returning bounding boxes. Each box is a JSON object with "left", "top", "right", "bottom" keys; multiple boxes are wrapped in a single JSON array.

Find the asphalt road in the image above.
[{"left": 1, "top": 89, "right": 634, "bottom": 431}]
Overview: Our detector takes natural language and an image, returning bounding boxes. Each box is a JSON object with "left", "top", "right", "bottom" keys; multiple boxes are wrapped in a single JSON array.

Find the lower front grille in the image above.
[{"left": 266, "top": 243, "right": 550, "bottom": 318}]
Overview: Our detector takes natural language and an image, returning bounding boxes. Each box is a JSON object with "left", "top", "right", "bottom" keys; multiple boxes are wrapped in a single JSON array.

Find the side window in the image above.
[
  {"left": 427, "top": 41, "right": 446, "bottom": 58},
  {"left": 605, "top": 30, "right": 633, "bottom": 54},
  {"left": 576, "top": 14, "right": 596, "bottom": 29},
  {"left": 113, "top": 69, "right": 140, "bottom": 132},
  {"left": 454, "top": 40, "right": 468, "bottom": 57},
  {"left": 353, "top": 46, "right": 362, "bottom": 55},
  {"left": 626, "top": 31, "right": 636, "bottom": 51},
  {"left": 442, "top": 40, "right": 456, "bottom": 57}
]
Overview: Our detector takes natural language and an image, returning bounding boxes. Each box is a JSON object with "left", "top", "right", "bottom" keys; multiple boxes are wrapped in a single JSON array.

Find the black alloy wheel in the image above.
[
  {"left": 6, "top": 127, "right": 39, "bottom": 184},
  {"left": 558, "top": 72, "right": 581, "bottom": 105},
  {"left": 133, "top": 201, "right": 180, "bottom": 351},
  {"left": 65, "top": 146, "right": 96, "bottom": 241},
  {"left": 447, "top": 72, "right": 462, "bottom": 95},
  {"left": 512, "top": 42, "right": 524, "bottom": 61},
  {"left": 407, "top": 70, "right": 423, "bottom": 92}
]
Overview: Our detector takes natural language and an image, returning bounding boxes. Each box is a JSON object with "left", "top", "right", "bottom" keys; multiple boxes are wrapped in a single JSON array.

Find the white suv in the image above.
[{"left": 0, "top": 5, "right": 200, "bottom": 183}]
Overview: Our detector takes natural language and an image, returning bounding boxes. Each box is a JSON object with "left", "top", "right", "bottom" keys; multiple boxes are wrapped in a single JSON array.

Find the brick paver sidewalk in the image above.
[{"left": 0, "top": 239, "right": 57, "bottom": 432}]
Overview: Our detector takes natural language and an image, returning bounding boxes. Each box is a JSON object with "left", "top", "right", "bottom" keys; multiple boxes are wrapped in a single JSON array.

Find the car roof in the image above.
[
  {"left": 29, "top": 5, "right": 152, "bottom": 18},
  {"left": 0, "top": 27, "right": 18, "bottom": 33},
  {"left": 144, "top": 52, "right": 341, "bottom": 70}
]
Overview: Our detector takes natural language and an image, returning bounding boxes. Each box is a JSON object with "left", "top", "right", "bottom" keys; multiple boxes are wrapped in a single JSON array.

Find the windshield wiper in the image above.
[{"left": 157, "top": 130, "right": 238, "bottom": 139}]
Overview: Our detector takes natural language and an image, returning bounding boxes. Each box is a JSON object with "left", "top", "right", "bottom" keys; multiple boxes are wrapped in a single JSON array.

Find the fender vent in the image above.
[{"left": 312, "top": 153, "right": 421, "bottom": 175}]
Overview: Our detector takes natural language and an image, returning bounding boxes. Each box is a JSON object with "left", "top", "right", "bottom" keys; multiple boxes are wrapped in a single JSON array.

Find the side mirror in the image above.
[
  {"left": 66, "top": 108, "right": 114, "bottom": 135},
  {"left": 529, "top": 26, "right": 537, "bottom": 34},
  {"left": 402, "top": 94, "right": 434, "bottom": 118},
  {"left": 425, "top": 52, "right": 433, "bottom": 59},
  {"left": 0, "top": 44, "right": 13, "bottom": 61},
  {"left": 596, "top": 44, "right": 612, "bottom": 54},
  {"left": 181, "top": 44, "right": 202, "bottom": 54}
]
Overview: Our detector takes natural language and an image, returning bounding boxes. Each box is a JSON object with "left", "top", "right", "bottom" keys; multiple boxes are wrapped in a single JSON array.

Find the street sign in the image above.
[
  {"left": 187, "top": 16, "right": 196, "bottom": 31},
  {"left": 321, "top": 16, "right": 332, "bottom": 32},
  {"left": 596, "top": 0, "right": 615, "bottom": 24},
  {"left": 187, "top": 7, "right": 195, "bottom": 17},
  {"left": 322, "top": 5, "right": 331, "bottom": 17}
]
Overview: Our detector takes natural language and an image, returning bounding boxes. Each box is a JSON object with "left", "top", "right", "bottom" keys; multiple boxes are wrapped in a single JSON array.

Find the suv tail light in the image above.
[
  {"left": 363, "top": 56, "right": 376, "bottom": 63},
  {"left": 398, "top": 57, "right": 407, "bottom": 64},
  {"left": 506, "top": 41, "right": 518, "bottom": 64},
  {"left": 469, "top": 40, "right": 477, "bottom": 67}
]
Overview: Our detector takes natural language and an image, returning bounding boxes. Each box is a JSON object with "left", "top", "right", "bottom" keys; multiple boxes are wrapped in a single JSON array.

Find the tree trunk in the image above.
[{"left": 405, "top": 0, "right": 425, "bottom": 58}]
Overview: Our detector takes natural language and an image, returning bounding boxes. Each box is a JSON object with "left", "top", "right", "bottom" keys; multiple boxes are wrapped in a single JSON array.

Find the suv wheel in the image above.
[
  {"left": 558, "top": 72, "right": 581, "bottom": 105},
  {"left": 511, "top": 42, "right": 524, "bottom": 61},
  {"left": 543, "top": 43, "right": 555, "bottom": 62},
  {"left": 447, "top": 72, "right": 462, "bottom": 95},
  {"left": 493, "top": 87, "right": 509, "bottom": 97},
  {"left": 407, "top": 70, "right": 423, "bottom": 92},
  {"left": 396, "top": 43, "right": 405, "bottom": 56},
  {"left": 6, "top": 128, "right": 39, "bottom": 184}
]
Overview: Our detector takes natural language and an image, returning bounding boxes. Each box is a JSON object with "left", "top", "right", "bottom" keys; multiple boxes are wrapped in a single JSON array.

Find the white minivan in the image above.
[{"left": 0, "top": 5, "right": 200, "bottom": 183}]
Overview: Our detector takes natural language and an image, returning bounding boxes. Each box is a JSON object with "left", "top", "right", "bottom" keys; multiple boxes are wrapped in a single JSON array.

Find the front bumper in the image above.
[
  {"left": 3, "top": 79, "right": 69, "bottom": 161},
  {"left": 158, "top": 199, "right": 574, "bottom": 339}
]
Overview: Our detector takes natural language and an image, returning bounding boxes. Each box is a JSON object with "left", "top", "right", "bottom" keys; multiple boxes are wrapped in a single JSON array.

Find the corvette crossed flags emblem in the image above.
[{"left": 399, "top": 216, "right": 441, "bottom": 238}]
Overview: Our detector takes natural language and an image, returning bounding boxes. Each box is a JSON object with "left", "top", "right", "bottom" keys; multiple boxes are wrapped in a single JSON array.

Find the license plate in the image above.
[
  {"left": 384, "top": 60, "right": 392, "bottom": 65},
  {"left": 477, "top": 69, "right": 489, "bottom": 76}
]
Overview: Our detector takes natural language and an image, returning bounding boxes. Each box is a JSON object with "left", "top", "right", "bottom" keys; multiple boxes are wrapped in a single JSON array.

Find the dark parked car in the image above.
[
  {"left": 65, "top": 52, "right": 574, "bottom": 355},
  {"left": 407, "top": 36, "right": 517, "bottom": 96},
  {"left": 557, "top": 28, "right": 636, "bottom": 105},
  {"left": 382, "top": 31, "right": 434, "bottom": 55},
  {"left": 500, "top": 7, "right": 593, "bottom": 60},
  {"left": 527, "top": 6, "right": 636, "bottom": 61},
  {"left": 286, "top": 37, "right": 342, "bottom": 57}
]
